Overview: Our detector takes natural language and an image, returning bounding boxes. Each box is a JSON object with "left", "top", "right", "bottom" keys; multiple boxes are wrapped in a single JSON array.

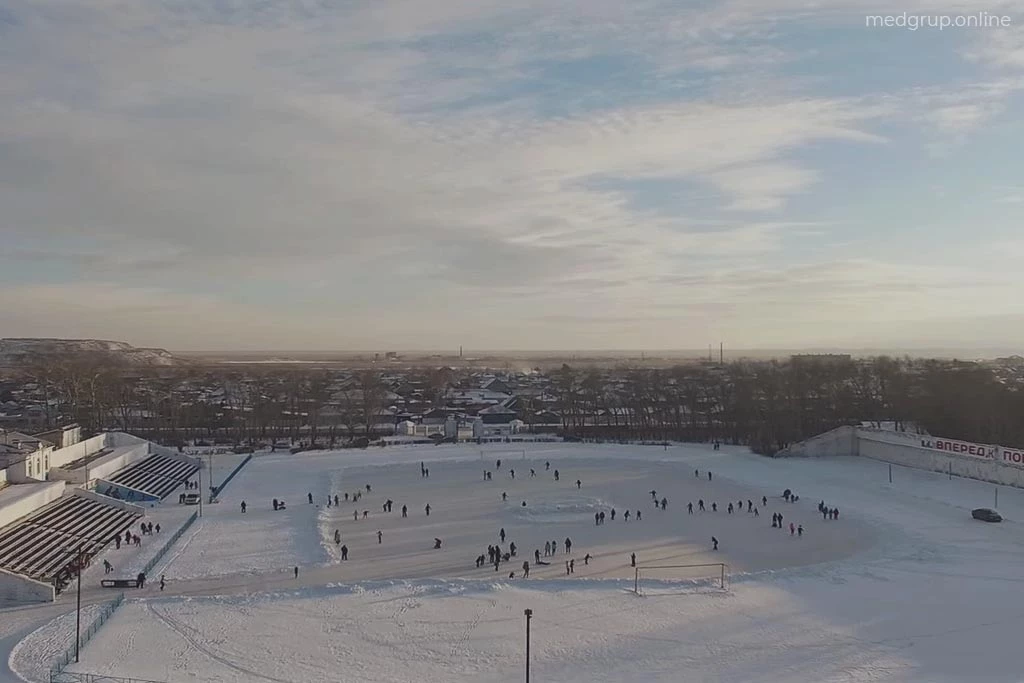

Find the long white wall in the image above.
[
  {"left": 71, "top": 487, "right": 145, "bottom": 514},
  {"left": 779, "top": 426, "right": 1024, "bottom": 489},
  {"left": 0, "top": 567, "right": 54, "bottom": 604},
  {"left": 0, "top": 481, "right": 65, "bottom": 530}
]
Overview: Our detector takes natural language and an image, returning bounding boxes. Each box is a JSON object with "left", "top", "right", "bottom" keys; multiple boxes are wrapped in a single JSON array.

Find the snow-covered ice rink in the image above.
[{"left": 15, "top": 442, "right": 1024, "bottom": 682}]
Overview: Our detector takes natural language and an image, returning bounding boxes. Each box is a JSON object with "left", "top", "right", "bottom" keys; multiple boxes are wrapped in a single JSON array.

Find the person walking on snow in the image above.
[
  {"left": 728, "top": 503, "right": 734, "bottom": 514},
  {"left": 160, "top": 574, "right": 165, "bottom": 591},
  {"left": 565, "top": 537, "right": 572, "bottom": 554},
  {"left": 698, "top": 499, "right": 705, "bottom": 511},
  {"left": 712, "top": 537, "right": 719, "bottom": 551},
  {"left": 631, "top": 553, "right": 637, "bottom": 567},
  {"left": 660, "top": 498, "right": 667, "bottom": 511},
  {"left": 425, "top": 504, "right": 431, "bottom": 516},
  {"left": 688, "top": 502, "right": 693, "bottom": 514},
  {"left": 789, "top": 522, "right": 795, "bottom": 535},
  {"left": 240, "top": 501, "right": 247, "bottom": 513},
  {"left": 377, "top": 530, "right": 383, "bottom": 544},
  {"left": 624, "top": 510, "right": 631, "bottom": 522},
  {"left": 708, "top": 471, "right": 712, "bottom": 481},
  {"left": 576, "top": 479, "right": 581, "bottom": 489},
  {"left": 611, "top": 508, "right": 616, "bottom": 521},
  {"left": 402, "top": 504, "right": 407, "bottom": 517},
  {"left": 797, "top": 524, "right": 803, "bottom": 537},
  {"left": 308, "top": 492, "right": 313, "bottom": 504},
  {"left": 341, "top": 545, "right": 349, "bottom": 560},
  {"left": 636, "top": 510, "right": 642, "bottom": 521},
  {"left": 294, "top": 566, "right": 299, "bottom": 578},
  {"left": 500, "top": 528, "right": 506, "bottom": 543}
]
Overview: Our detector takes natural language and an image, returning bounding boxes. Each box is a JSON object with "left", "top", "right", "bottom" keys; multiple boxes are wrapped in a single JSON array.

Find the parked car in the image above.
[{"left": 972, "top": 508, "right": 1002, "bottom": 522}]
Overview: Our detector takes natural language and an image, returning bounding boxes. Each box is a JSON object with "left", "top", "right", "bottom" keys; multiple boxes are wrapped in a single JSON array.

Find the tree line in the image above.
[{"left": 10, "top": 352, "right": 1024, "bottom": 454}]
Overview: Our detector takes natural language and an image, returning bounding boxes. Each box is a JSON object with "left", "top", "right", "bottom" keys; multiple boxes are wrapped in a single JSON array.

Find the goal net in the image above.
[
  {"left": 480, "top": 449, "right": 526, "bottom": 461},
  {"left": 634, "top": 563, "right": 728, "bottom": 594}
]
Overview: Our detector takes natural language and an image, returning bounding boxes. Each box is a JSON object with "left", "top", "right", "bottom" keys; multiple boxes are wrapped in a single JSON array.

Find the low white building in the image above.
[{"left": 0, "top": 430, "right": 54, "bottom": 483}]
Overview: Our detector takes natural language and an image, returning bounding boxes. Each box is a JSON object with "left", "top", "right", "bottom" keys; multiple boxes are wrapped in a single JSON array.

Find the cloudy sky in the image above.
[{"left": 2, "top": 0, "right": 1024, "bottom": 352}]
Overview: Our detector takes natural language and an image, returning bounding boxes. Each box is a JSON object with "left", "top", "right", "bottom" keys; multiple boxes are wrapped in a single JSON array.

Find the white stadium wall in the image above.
[
  {"left": 71, "top": 487, "right": 146, "bottom": 514},
  {"left": 0, "top": 567, "right": 54, "bottom": 604},
  {"left": 780, "top": 426, "right": 1024, "bottom": 489},
  {"left": 0, "top": 481, "right": 66, "bottom": 530}
]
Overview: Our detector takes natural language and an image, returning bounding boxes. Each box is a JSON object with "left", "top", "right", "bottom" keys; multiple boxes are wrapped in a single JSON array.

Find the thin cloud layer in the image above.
[{"left": 1, "top": 0, "right": 1022, "bottom": 350}]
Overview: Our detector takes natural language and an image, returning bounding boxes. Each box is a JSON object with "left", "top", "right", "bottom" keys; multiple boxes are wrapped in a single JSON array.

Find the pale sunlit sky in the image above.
[{"left": 2, "top": 0, "right": 1024, "bottom": 351}]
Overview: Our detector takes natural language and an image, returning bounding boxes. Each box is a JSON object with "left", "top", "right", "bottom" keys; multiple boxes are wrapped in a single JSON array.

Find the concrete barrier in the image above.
[{"left": 0, "top": 566, "right": 55, "bottom": 604}]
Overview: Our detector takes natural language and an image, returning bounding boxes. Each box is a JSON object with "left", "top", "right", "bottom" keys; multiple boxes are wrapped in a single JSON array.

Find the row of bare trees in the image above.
[
  {"left": 549, "top": 357, "right": 1024, "bottom": 453},
  {"left": 10, "top": 353, "right": 1024, "bottom": 454}
]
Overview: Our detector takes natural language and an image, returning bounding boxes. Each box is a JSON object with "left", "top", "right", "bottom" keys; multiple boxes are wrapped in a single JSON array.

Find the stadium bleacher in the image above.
[
  {"left": 107, "top": 454, "right": 198, "bottom": 500},
  {"left": 0, "top": 496, "right": 141, "bottom": 585}
]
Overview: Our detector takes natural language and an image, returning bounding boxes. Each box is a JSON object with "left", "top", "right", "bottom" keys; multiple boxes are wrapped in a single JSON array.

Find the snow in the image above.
[
  {"left": 8, "top": 604, "right": 103, "bottom": 683},
  {"left": 12, "top": 442, "right": 1024, "bottom": 682}
]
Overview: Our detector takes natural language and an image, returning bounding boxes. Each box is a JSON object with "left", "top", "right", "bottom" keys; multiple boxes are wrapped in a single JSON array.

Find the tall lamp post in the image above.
[
  {"left": 524, "top": 608, "right": 533, "bottom": 683},
  {"left": 68, "top": 542, "right": 86, "bottom": 663}
]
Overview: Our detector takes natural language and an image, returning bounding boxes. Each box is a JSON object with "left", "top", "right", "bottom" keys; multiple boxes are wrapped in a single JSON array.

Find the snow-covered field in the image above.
[{"left": 14, "top": 443, "right": 1024, "bottom": 682}]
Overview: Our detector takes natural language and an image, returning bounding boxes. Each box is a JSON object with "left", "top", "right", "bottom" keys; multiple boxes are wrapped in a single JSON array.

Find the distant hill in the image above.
[{"left": 0, "top": 338, "right": 184, "bottom": 367}]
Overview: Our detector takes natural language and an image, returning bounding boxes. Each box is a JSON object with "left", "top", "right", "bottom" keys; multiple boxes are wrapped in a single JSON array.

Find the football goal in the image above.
[
  {"left": 634, "top": 563, "right": 728, "bottom": 594},
  {"left": 480, "top": 449, "right": 526, "bottom": 461}
]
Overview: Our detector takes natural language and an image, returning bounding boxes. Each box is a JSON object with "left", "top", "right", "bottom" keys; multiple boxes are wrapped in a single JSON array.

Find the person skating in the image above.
[
  {"left": 553, "top": 470, "right": 559, "bottom": 481},
  {"left": 523, "top": 560, "right": 530, "bottom": 578},
  {"left": 502, "top": 491, "right": 507, "bottom": 501},
  {"left": 530, "top": 469, "right": 536, "bottom": 477},
  {"left": 624, "top": 510, "right": 631, "bottom": 522},
  {"left": 570, "top": 559, "right": 575, "bottom": 574},
  {"left": 576, "top": 479, "right": 581, "bottom": 489},
  {"left": 160, "top": 574, "right": 165, "bottom": 591},
  {"left": 747, "top": 500, "right": 753, "bottom": 513},
  {"left": 344, "top": 493, "right": 349, "bottom": 502},
  {"left": 630, "top": 553, "right": 636, "bottom": 567},
  {"left": 294, "top": 566, "right": 299, "bottom": 579},
  {"left": 103, "top": 559, "right": 113, "bottom": 574},
  {"left": 402, "top": 504, "right": 407, "bottom": 518},
  {"left": 712, "top": 536, "right": 719, "bottom": 551},
  {"left": 711, "top": 502, "right": 717, "bottom": 512},
  {"left": 496, "top": 459, "right": 502, "bottom": 470},
  {"left": 611, "top": 508, "right": 616, "bottom": 521},
  {"left": 595, "top": 512, "right": 600, "bottom": 526},
  {"left": 636, "top": 510, "right": 641, "bottom": 521},
  {"left": 762, "top": 496, "right": 768, "bottom": 507},
  {"left": 599, "top": 511, "right": 605, "bottom": 524},
  {"left": 377, "top": 530, "right": 383, "bottom": 544},
  {"left": 772, "top": 513, "right": 778, "bottom": 528},
  {"left": 240, "top": 501, "right": 247, "bottom": 513},
  {"left": 535, "top": 549, "right": 541, "bottom": 564},
  {"left": 510, "top": 542, "right": 517, "bottom": 557},
  {"left": 500, "top": 528, "right": 506, "bottom": 543},
  {"left": 354, "top": 510, "right": 359, "bottom": 521},
  {"left": 698, "top": 499, "right": 705, "bottom": 511},
  {"left": 777, "top": 512, "right": 783, "bottom": 528},
  {"left": 510, "top": 468, "right": 515, "bottom": 479},
  {"left": 544, "top": 541, "right": 551, "bottom": 557},
  {"left": 565, "top": 537, "right": 572, "bottom": 554},
  {"left": 728, "top": 503, "right": 734, "bottom": 514},
  {"left": 327, "top": 497, "right": 331, "bottom": 508},
  {"left": 822, "top": 507, "right": 828, "bottom": 520},
  {"left": 341, "top": 545, "right": 349, "bottom": 560},
  {"left": 363, "top": 510, "right": 368, "bottom": 519},
  {"left": 155, "top": 524, "right": 161, "bottom": 534},
  {"left": 708, "top": 471, "right": 712, "bottom": 481},
  {"left": 753, "top": 507, "right": 759, "bottom": 517},
  {"left": 651, "top": 490, "right": 657, "bottom": 500},
  {"left": 695, "top": 469, "right": 699, "bottom": 478},
  {"left": 688, "top": 502, "right": 693, "bottom": 514},
  {"left": 660, "top": 497, "right": 667, "bottom": 511},
  {"left": 425, "top": 503, "right": 431, "bottom": 516},
  {"left": 334, "top": 529, "right": 341, "bottom": 544},
  {"left": 789, "top": 522, "right": 795, "bottom": 535},
  {"left": 798, "top": 524, "right": 803, "bottom": 537},
  {"left": 584, "top": 553, "right": 591, "bottom": 565},
  {"left": 308, "top": 492, "right": 313, "bottom": 504},
  {"left": 366, "top": 484, "right": 372, "bottom": 493},
  {"left": 565, "top": 561, "right": 571, "bottom": 575}
]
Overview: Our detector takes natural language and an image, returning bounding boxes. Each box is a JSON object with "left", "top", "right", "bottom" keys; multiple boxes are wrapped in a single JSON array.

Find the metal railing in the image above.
[
  {"left": 212, "top": 453, "right": 252, "bottom": 497},
  {"left": 51, "top": 671, "right": 167, "bottom": 683},
  {"left": 49, "top": 593, "right": 125, "bottom": 677},
  {"left": 142, "top": 510, "right": 198, "bottom": 576}
]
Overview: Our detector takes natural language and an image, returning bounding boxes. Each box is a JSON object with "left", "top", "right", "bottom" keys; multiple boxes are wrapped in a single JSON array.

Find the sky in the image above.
[{"left": 2, "top": 0, "right": 1024, "bottom": 352}]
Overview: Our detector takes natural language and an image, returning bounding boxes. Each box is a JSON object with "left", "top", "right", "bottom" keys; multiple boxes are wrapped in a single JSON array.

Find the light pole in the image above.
[
  {"left": 198, "top": 464, "right": 203, "bottom": 518},
  {"left": 68, "top": 542, "right": 85, "bottom": 663},
  {"left": 524, "top": 608, "right": 532, "bottom": 683}
]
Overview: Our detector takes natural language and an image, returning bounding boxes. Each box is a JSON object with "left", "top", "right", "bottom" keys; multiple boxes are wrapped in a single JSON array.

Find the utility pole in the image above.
[
  {"left": 73, "top": 542, "right": 84, "bottom": 662},
  {"left": 524, "top": 609, "right": 533, "bottom": 683},
  {"left": 198, "top": 465, "right": 203, "bottom": 518}
]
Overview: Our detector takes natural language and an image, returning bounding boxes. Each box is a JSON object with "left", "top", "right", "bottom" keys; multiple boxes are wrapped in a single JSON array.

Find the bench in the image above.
[{"left": 101, "top": 578, "right": 140, "bottom": 588}]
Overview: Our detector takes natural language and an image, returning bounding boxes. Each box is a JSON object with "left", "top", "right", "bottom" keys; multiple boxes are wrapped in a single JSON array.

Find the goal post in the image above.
[
  {"left": 479, "top": 449, "right": 526, "bottom": 461},
  {"left": 634, "top": 563, "right": 728, "bottom": 594}
]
